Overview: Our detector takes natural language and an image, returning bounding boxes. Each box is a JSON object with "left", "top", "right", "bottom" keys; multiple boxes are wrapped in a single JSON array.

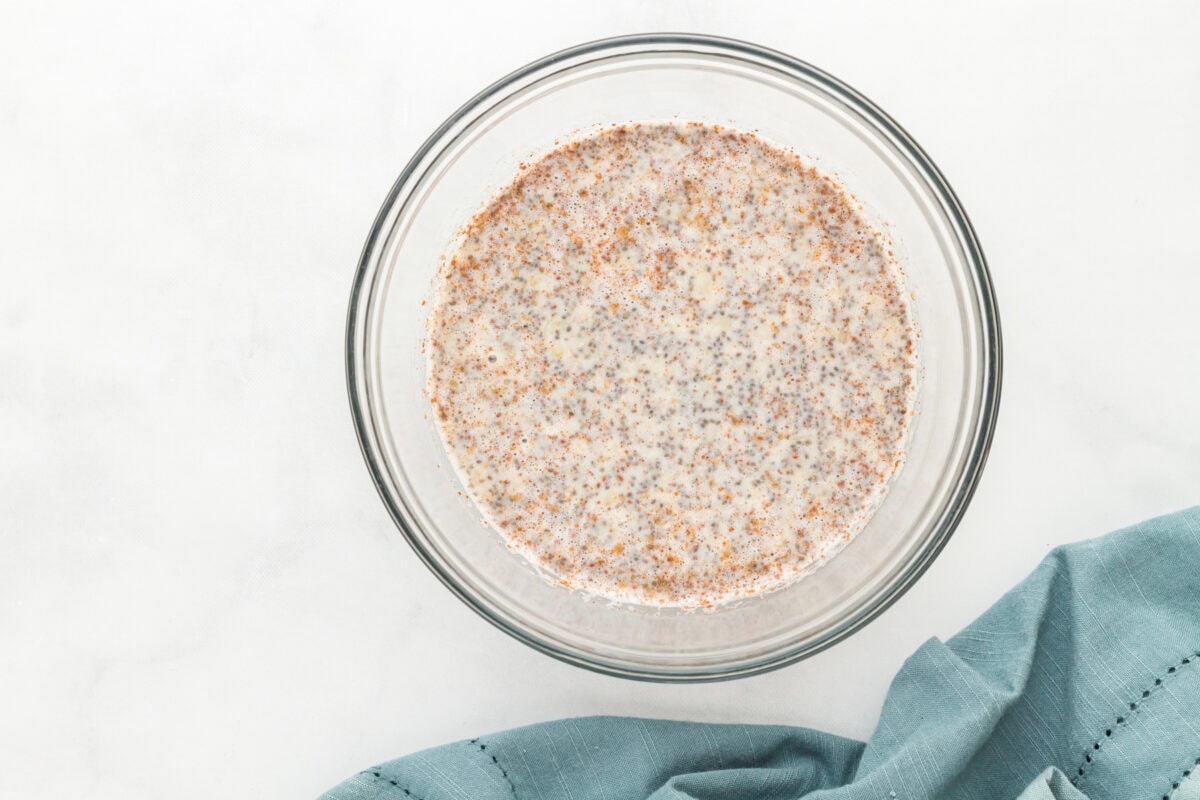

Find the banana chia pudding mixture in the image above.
[{"left": 425, "top": 122, "right": 918, "bottom": 607}]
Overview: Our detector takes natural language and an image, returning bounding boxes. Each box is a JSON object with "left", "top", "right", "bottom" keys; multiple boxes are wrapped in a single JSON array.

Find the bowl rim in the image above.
[{"left": 346, "top": 32, "right": 1003, "bottom": 682}]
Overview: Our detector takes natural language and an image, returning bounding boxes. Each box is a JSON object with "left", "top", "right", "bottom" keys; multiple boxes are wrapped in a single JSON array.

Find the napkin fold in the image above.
[{"left": 321, "top": 507, "right": 1200, "bottom": 800}]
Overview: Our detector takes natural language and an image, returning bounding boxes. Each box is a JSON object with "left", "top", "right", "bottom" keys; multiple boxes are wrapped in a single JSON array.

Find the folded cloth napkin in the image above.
[{"left": 321, "top": 507, "right": 1200, "bottom": 800}]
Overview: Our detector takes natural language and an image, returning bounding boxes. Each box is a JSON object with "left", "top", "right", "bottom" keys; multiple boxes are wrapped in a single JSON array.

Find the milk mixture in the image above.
[{"left": 425, "top": 122, "right": 918, "bottom": 607}]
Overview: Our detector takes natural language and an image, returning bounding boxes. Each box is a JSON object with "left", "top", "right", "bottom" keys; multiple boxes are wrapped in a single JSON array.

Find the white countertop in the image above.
[{"left": 4, "top": 2, "right": 1199, "bottom": 797}]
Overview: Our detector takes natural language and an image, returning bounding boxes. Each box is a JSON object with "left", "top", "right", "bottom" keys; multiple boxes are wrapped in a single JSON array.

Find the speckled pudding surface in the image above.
[{"left": 425, "top": 122, "right": 918, "bottom": 607}]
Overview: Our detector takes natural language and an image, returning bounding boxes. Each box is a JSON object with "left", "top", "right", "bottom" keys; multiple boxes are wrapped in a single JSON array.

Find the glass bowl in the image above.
[{"left": 346, "top": 34, "right": 1001, "bottom": 681}]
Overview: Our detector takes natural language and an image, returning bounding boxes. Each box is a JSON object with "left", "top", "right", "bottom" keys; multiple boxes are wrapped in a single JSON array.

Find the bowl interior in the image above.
[{"left": 351, "top": 37, "right": 997, "bottom": 680}]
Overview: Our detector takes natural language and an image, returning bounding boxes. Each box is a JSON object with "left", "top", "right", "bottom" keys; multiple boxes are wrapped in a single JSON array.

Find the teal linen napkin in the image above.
[{"left": 321, "top": 507, "right": 1200, "bottom": 800}]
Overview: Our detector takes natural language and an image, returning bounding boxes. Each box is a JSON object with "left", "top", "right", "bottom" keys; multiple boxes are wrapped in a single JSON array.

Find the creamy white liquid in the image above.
[{"left": 426, "top": 122, "right": 918, "bottom": 607}]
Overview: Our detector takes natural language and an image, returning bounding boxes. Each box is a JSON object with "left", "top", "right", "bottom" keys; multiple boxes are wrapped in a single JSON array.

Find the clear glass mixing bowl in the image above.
[{"left": 346, "top": 34, "right": 1001, "bottom": 681}]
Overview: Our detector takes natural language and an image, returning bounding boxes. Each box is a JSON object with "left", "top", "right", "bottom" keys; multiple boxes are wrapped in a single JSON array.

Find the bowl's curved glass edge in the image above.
[{"left": 345, "top": 32, "right": 1003, "bottom": 682}]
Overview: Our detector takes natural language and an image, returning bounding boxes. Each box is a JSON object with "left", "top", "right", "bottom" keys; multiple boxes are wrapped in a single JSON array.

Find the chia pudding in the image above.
[{"left": 425, "top": 122, "right": 918, "bottom": 607}]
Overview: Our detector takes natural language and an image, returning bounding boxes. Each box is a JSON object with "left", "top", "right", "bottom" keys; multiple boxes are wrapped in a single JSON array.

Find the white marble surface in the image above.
[{"left": 3, "top": 2, "right": 1199, "bottom": 797}]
